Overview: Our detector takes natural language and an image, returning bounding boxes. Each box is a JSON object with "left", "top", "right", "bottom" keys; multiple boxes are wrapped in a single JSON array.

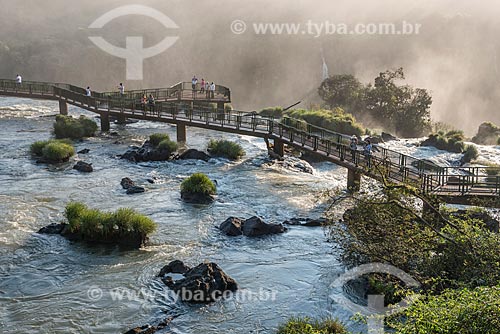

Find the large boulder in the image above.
[
  {"left": 178, "top": 149, "right": 211, "bottom": 162},
  {"left": 121, "top": 177, "right": 136, "bottom": 189},
  {"left": 241, "top": 216, "right": 286, "bottom": 237},
  {"left": 159, "top": 261, "right": 238, "bottom": 303},
  {"left": 37, "top": 223, "right": 66, "bottom": 235},
  {"left": 159, "top": 260, "right": 191, "bottom": 277},
  {"left": 381, "top": 132, "right": 399, "bottom": 142},
  {"left": 73, "top": 161, "right": 93, "bottom": 173},
  {"left": 219, "top": 217, "right": 244, "bottom": 236},
  {"left": 120, "top": 141, "right": 175, "bottom": 162},
  {"left": 181, "top": 191, "right": 215, "bottom": 204},
  {"left": 472, "top": 122, "right": 500, "bottom": 145}
]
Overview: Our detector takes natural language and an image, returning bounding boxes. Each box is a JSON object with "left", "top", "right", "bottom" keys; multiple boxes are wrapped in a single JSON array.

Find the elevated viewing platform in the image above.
[{"left": 0, "top": 79, "right": 498, "bottom": 208}]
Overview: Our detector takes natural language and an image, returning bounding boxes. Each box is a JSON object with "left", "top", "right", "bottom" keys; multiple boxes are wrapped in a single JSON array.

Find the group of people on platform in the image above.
[
  {"left": 350, "top": 136, "right": 378, "bottom": 168},
  {"left": 192, "top": 76, "right": 216, "bottom": 99}
]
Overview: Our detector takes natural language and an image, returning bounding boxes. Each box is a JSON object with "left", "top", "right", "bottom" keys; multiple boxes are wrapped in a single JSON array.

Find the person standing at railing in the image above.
[
  {"left": 16, "top": 74, "right": 22, "bottom": 85},
  {"left": 210, "top": 82, "right": 215, "bottom": 99},
  {"left": 200, "top": 78, "right": 205, "bottom": 94},
  {"left": 205, "top": 80, "right": 210, "bottom": 98},
  {"left": 191, "top": 75, "right": 198, "bottom": 90},
  {"left": 147, "top": 94, "right": 156, "bottom": 113},
  {"left": 363, "top": 139, "right": 373, "bottom": 168},
  {"left": 350, "top": 135, "right": 358, "bottom": 166},
  {"left": 141, "top": 94, "right": 147, "bottom": 112},
  {"left": 86, "top": 87, "right": 92, "bottom": 97},
  {"left": 118, "top": 83, "right": 125, "bottom": 96}
]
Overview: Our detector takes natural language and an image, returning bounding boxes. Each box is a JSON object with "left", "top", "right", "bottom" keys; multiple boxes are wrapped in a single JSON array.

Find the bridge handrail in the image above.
[{"left": 2, "top": 78, "right": 499, "bottom": 196}]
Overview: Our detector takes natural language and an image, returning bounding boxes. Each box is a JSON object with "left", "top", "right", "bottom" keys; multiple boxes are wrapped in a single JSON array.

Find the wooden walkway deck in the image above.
[{"left": 0, "top": 79, "right": 498, "bottom": 207}]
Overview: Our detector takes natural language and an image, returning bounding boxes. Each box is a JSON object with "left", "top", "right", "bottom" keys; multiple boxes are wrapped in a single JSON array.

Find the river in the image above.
[{"left": 0, "top": 97, "right": 498, "bottom": 333}]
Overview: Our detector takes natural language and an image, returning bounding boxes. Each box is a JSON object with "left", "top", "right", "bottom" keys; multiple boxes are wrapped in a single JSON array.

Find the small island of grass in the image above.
[
  {"left": 54, "top": 114, "right": 98, "bottom": 140},
  {"left": 30, "top": 139, "right": 75, "bottom": 163},
  {"left": 62, "top": 202, "right": 156, "bottom": 248},
  {"left": 207, "top": 139, "right": 245, "bottom": 160},
  {"left": 180, "top": 173, "right": 216, "bottom": 204}
]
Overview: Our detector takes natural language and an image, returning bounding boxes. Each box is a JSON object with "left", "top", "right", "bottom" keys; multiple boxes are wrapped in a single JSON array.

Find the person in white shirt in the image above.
[
  {"left": 191, "top": 76, "right": 198, "bottom": 90},
  {"left": 16, "top": 74, "right": 22, "bottom": 85},
  {"left": 210, "top": 82, "right": 215, "bottom": 99},
  {"left": 86, "top": 87, "right": 92, "bottom": 97},
  {"left": 118, "top": 83, "right": 125, "bottom": 95}
]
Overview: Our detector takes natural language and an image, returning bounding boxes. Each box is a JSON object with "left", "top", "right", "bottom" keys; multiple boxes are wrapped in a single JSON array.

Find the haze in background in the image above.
[{"left": 1, "top": 0, "right": 499, "bottom": 135}]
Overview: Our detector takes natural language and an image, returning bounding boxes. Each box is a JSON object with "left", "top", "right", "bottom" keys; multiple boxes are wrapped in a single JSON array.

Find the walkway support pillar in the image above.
[
  {"left": 177, "top": 124, "right": 186, "bottom": 143},
  {"left": 347, "top": 168, "right": 361, "bottom": 192},
  {"left": 216, "top": 102, "right": 225, "bottom": 121},
  {"left": 59, "top": 100, "right": 68, "bottom": 115},
  {"left": 100, "top": 112, "right": 110, "bottom": 132},
  {"left": 273, "top": 138, "right": 285, "bottom": 157}
]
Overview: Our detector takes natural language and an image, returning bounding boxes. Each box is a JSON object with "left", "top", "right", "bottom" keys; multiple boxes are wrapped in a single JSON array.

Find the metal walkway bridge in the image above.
[{"left": 0, "top": 79, "right": 499, "bottom": 207}]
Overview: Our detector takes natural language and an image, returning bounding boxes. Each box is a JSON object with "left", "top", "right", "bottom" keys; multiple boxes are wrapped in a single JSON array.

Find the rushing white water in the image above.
[{"left": 0, "top": 97, "right": 498, "bottom": 334}]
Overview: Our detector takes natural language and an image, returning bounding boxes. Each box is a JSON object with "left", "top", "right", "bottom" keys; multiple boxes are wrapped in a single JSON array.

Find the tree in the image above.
[{"left": 318, "top": 74, "right": 363, "bottom": 113}]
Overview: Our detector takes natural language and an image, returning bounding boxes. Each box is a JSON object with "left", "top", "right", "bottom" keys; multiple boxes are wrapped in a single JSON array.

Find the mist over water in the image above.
[{"left": 1, "top": 1, "right": 500, "bottom": 133}]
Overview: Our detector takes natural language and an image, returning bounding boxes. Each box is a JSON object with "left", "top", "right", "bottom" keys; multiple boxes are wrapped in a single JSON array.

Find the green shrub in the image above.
[
  {"left": 53, "top": 115, "right": 97, "bottom": 139},
  {"left": 149, "top": 133, "right": 171, "bottom": 147},
  {"left": 31, "top": 140, "right": 75, "bottom": 162},
  {"left": 388, "top": 286, "right": 500, "bottom": 334},
  {"left": 277, "top": 317, "right": 347, "bottom": 334},
  {"left": 41, "top": 142, "right": 75, "bottom": 162},
  {"left": 207, "top": 139, "right": 245, "bottom": 160},
  {"left": 421, "top": 130, "right": 466, "bottom": 153},
  {"left": 224, "top": 104, "right": 233, "bottom": 112},
  {"left": 497, "top": 137, "right": 500, "bottom": 145},
  {"left": 63, "top": 202, "right": 157, "bottom": 242},
  {"left": 158, "top": 138, "right": 178, "bottom": 153},
  {"left": 286, "top": 108, "right": 364, "bottom": 137},
  {"left": 461, "top": 145, "right": 479, "bottom": 163},
  {"left": 180, "top": 173, "right": 216, "bottom": 196},
  {"left": 260, "top": 106, "right": 284, "bottom": 118}
]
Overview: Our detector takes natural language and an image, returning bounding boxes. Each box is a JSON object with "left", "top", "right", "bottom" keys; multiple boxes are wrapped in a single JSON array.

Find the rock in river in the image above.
[
  {"left": 159, "top": 261, "right": 238, "bottom": 303},
  {"left": 73, "top": 161, "right": 93, "bottom": 173},
  {"left": 219, "top": 216, "right": 286, "bottom": 237}
]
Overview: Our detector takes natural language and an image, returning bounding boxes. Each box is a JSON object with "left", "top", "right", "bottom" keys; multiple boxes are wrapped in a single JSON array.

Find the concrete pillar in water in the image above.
[
  {"left": 217, "top": 102, "right": 225, "bottom": 121},
  {"left": 177, "top": 124, "right": 186, "bottom": 143},
  {"left": 100, "top": 112, "right": 110, "bottom": 132},
  {"left": 273, "top": 138, "right": 285, "bottom": 157},
  {"left": 59, "top": 100, "right": 68, "bottom": 115},
  {"left": 347, "top": 168, "right": 361, "bottom": 191}
]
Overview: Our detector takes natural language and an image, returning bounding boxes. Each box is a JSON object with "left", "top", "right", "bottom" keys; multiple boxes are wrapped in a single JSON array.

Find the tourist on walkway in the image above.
[
  {"left": 200, "top": 78, "right": 205, "bottom": 93},
  {"left": 15, "top": 74, "right": 22, "bottom": 85},
  {"left": 350, "top": 135, "right": 358, "bottom": 165},
  {"left": 363, "top": 139, "right": 373, "bottom": 168},
  {"left": 141, "top": 94, "right": 147, "bottom": 110},
  {"left": 119, "top": 83, "right": 125, "bottom": 96},
  {"left": 191, "top": 75, "right": 198, "bottom": 90},
  {"left": 147, "top": 94, "right": 155, "bottom": 112},
  {"left": 210, "top": 82, "right": 215, "bottom": 99},
  {"left": 86, "top": 87, "right": 92, "bottom": 97}
]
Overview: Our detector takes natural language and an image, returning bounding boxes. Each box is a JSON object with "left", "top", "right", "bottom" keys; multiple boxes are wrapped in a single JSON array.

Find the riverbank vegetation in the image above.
[
  {"left": 326, "top": 178, "right": 500, "bottom": 333},
  {"left": 286, "top": 108, "right": 365, "bottom": 137},
  {"left": 207, "top": 139, "right": 245, "bottom": 160},
  {"left": 277, "top": 317, "right": 347, "bottom": 334},
  {"left": 64, "top": 202, "right": 157, "bottom": 246},
  {"left": 30, "top": 139, "right": 75, "bottom": 163},
  {"left": 318, "top": 68, "right": 432, "bottom": 137},
  {"left": 54, "top": 115, "right": 97, "bottom": 139}
]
